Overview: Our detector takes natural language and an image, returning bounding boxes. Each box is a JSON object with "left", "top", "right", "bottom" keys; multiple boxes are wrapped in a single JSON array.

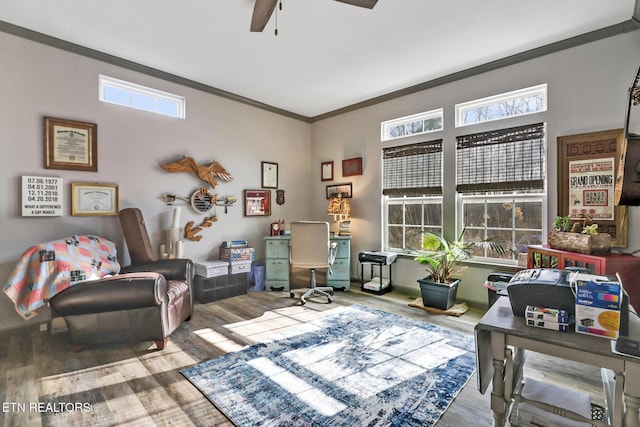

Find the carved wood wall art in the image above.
[
  {"left": 160, "top": 156, "right": 233, "bottom": 188},
  {"left": 184, "top": 216, "right": 218, "bottom": 241}
]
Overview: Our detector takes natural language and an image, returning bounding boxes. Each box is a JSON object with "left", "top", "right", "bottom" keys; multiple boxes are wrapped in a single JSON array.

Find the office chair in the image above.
[{"left": 289, "top": 221, "right": 338, "bottom": 305}]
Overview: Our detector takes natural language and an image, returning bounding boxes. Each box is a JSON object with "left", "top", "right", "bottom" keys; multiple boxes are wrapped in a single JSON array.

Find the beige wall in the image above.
[
  {"left": 310, "top": 31, "right": 640, "bottom": 305},
  {"left": 2, "top": 29, "right": 640, "bottom": 330},
  {"left": 0, "top": 32, "right": 312, "bottom": 330}
]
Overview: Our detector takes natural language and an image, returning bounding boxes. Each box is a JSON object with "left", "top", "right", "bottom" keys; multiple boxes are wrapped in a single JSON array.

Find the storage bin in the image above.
[
  {"left": 195, "top": 261, "right": 229, "bottom": 278},
  {"left": 221, "top": 247, "right": 255, "bottom": 262},
  {"left": 230, "top": 261, "right": 252, "bottom": 275}
]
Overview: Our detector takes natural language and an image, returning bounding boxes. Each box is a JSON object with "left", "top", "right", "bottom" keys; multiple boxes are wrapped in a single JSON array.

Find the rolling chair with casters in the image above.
[{"left": 289, "top": 221, "right": 338, "bottom": 305}]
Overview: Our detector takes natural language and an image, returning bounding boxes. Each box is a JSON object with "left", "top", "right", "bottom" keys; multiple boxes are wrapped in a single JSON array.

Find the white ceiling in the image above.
[{"left": 1, "top": 0, "right": 638, "bottom": 119}]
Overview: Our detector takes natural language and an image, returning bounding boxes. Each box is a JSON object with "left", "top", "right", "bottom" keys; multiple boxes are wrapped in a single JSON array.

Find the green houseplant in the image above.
[{"left": 413, "top": 230, "right": 511, "bottom": 309}]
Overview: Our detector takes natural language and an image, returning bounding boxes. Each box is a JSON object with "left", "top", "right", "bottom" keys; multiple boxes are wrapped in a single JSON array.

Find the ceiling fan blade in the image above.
[
  {"left": 251, "top": 0, "right": 278, "bottom": 32},
  {"left": 334, "top": 0, "right": 378, "bottom": 9}
]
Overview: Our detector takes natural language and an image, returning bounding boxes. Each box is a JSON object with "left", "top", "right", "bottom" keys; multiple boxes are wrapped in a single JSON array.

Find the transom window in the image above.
[
  {"left": 99, "top": 75, "right": 186, "bottom": 119},
  {"left": 381, "top": 108, "right": 443, "bottom": 141},
  {"left": 455, "top": 84, "right": 547, "bottom": 128}
]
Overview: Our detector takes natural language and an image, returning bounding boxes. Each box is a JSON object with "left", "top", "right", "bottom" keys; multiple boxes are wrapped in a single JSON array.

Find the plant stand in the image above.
[{"left": 418, "top": 278, "right": 460, "bottom": 310}]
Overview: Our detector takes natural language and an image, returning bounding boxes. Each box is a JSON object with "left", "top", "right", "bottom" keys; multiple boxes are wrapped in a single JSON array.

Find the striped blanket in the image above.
[{"left": 3, "top": 235, "right": 121, "bottom": 320}]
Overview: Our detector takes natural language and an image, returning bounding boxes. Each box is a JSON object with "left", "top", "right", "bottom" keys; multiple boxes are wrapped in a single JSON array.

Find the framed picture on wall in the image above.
[
  {"left": 326, "top": 183, "right": 352, "bottom": 199},
  {"left": 244, "top": 189, "right": 271, "bottom": 216},
  {"left": 261, "top": 161, "right": 278, "bottom": 189},
  {"left": 342, "top": 157, "right": 362, "bottom": 177},
  {"left": 321, "top": 161, "right": 334, "bottom": 181},
  {"left": 44, "top": 116, "right": 98, "bottom": 172},
  {"left": 557, "top": 128, "right": 628, "bottom": 247},
  {"left": 71, "top": 182, "right": 118, "bottom": 216}
]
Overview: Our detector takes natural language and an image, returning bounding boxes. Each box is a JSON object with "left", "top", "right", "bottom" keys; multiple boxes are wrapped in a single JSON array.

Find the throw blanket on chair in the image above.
[{"left": 3, "top": 235, "right": 121, "bottom": 320}]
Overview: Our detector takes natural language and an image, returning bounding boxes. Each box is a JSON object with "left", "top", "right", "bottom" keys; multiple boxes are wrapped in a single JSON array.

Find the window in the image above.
[
  {"left": 455, "top": 84, "right": 547, "bottom": 128},
  {"left": 456, "top": 123, "right": 546, "bottom": 260},
  {"left": 99, "top": 75, "right": 185, "bottom": 119},
  {"left": 381, "top": 108, "right": 443, "bottom": 141},
  {"left": 382, "top": 140, "right": 443, "bottom": 251}
]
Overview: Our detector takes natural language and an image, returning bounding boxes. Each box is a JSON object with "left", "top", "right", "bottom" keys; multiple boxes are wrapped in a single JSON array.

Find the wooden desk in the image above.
[{"left": 475, "top": 297, "right": 640, "bottom": 427}]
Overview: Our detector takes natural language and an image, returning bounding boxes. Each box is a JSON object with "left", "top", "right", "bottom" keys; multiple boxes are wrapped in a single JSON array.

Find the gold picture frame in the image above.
[
  {"left": 45, "top": 116, "right": 98, "bottom": 172},
  {"left": 71, "top": 183, "right": 119, "bottom": 216},
  {"left": 557, "top": 128, "right": 628, "bottom": 247}
]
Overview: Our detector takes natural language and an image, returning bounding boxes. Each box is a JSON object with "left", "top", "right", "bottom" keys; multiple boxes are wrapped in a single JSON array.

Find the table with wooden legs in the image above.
[{"left": 475, "top": 297, "right": 640, "bottom": 427}]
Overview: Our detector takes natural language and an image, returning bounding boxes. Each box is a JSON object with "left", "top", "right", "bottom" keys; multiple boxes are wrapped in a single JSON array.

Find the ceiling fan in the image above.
[{"left": 250, "top": 0, "right": 379, "bottom": 32}]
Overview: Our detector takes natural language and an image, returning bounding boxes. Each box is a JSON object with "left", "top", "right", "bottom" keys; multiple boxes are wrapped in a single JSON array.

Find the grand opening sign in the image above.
[
  {"left": 22, "top": 175, "right": 63, "bottom": 216},
  {"left": 568, "top": 158, "right": 614, "bottom": 221}
]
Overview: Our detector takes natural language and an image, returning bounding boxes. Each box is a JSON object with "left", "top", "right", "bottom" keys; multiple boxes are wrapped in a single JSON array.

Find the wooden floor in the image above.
[{"left": 0, "top": 287, "right": 605, "bottom": 427}]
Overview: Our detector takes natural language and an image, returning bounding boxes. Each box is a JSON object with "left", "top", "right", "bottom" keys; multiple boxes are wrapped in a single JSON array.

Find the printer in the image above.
[
  {"left": 358, "top": 251, "right": 398, "bottom": 265},
  {"left": 507, "top": 269, "right": 575, "bottom": 317},
  {"left": 506, "top": 268, "right": 630, "bottom": 336}
]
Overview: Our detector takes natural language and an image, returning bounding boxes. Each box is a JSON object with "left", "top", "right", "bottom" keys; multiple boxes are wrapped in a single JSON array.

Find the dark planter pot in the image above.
[{"left": 417, "top": 278, "right": 460, "bottom": 310}]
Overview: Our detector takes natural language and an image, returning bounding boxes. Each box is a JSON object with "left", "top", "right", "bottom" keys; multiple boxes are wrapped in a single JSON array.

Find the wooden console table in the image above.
[{"left": 475, "top": 297, "right": 640, "bottom": 427}]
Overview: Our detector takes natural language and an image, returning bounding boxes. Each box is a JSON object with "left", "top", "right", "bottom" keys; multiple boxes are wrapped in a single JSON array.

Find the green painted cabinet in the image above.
[{"left": 264, "top": 235, "right": 351, "bottom": 292}]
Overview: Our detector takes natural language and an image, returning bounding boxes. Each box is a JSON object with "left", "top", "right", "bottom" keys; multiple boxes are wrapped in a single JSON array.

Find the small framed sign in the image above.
[{"left": 22, "top": 175, "right": 63, "bottom": 217}]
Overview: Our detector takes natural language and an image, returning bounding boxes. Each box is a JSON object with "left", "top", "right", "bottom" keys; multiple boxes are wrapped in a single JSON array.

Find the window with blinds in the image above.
[
  {"left": 456, "top": 123, "right": 545, "bottom": 194},
  {"left": 456, "top": 122, "right": 546, "bottom": 260},
  {"left": 382, "top": 140, "right": 443, "bottom": 251},
  {"left": 383, "top": 139, "right": 443, "bottom": 196}
]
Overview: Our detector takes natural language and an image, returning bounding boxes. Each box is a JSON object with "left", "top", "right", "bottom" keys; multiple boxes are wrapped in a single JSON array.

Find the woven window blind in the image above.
[
  {"left": 382, "top": 140, "right": 443, "bottom": 196},
  {"left": 456, "top": 123, "right": 545, "bottom": 193}
]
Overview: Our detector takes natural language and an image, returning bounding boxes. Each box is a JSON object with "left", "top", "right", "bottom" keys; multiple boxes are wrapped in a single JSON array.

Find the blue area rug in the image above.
[{"left": 181, "top": 304, "right": 475, "bottom": 426}]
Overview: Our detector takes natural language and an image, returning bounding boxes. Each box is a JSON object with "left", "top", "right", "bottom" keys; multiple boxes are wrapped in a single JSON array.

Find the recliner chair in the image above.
[
  {"left": 289, "top": 221, "right": 337, "bottom": 305},
  {"left": 50, "top": 208, "right": 194, "bottom": 351}
]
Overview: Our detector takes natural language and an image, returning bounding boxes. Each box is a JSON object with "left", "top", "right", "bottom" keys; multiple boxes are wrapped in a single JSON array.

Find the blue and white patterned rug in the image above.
[{"left": 181, "top": 304, "right": 475, "bottom": 426}]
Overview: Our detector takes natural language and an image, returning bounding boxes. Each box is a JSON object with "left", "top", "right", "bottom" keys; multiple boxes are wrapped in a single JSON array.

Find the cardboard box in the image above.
[
  {"left": 574, "top": 273, "right": 622, "bottom": 339},
  {"left": 525, "top": 305, "right": 571, "bottom": 324},
  {"left": 526, "top": 318, "right": 572, "bottom": 332}
]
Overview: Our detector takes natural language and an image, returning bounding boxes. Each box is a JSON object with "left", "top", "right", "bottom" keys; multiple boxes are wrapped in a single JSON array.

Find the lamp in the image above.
[{"left": 327, "top": 194, "right": 351, "bottom": 236}]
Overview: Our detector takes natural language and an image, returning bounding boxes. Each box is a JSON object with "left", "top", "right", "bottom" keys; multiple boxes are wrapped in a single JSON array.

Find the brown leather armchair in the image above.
[{"left": 50, "top": 208, "right": 194, "bottom": 351}]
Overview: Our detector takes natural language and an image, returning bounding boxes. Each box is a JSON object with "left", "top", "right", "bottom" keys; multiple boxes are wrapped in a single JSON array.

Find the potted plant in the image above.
[
  {"left": 412, "top": 230, "right": 510, "bottom": 310},
  {"left": 548, "top": 214, "right": 612, "bottom": 254}
]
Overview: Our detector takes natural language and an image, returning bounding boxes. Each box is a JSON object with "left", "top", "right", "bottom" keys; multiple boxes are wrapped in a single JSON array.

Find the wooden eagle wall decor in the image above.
[{"left": 160, "top": 156, "right": 233, "bottom": 188}]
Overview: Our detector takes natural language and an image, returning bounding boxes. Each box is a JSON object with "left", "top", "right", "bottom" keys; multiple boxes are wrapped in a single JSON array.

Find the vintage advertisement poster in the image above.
[{"left": 568, "top": 158, "right": 615, "bottom": 220}]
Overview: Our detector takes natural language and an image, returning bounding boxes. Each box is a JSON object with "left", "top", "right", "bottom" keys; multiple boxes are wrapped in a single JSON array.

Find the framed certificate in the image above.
[
  {"left": 321, "top": 161, "right": 334, "bottom": 181},
  {"left": 44, "top": 117, "right": 98, "bottom": 172},
  {"left": 261, "top": 161, "right": 278, "bottom": 189},
  {"left": 71, "top": 182, "right": 119, "bottom": 216}
]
